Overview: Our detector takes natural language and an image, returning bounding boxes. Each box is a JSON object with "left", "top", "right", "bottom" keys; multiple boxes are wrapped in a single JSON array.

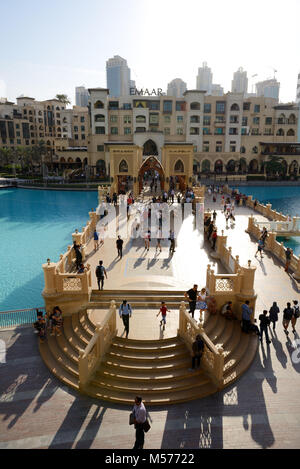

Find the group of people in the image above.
[
  {"left": 33, "top": 306, "right": 63, "bottom": 342},
  {"left": 204, "top": 214, "right": 218, "bottom": 250}
]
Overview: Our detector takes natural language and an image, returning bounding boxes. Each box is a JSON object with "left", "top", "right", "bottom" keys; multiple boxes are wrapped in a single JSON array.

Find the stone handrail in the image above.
[
  {"left": 55, "top": 269, "right": 92, "bottom": 294},
  {"left": 79, "top": 300, "right": 117, "bottom": 389},
  {"left": 246, "top": 215, "right": 300, "bottom": 280},
  {"left": 223, "top": 184, "right": 288, "bottom": 221},
  {"left": 177, "top": 302, "right": 224, "bottom": 388}
]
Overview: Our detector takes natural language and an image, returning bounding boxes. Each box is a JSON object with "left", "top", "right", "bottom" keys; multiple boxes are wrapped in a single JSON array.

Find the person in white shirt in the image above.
[{"left": 132, "top": 396, "right": 147, "bottom": 449}]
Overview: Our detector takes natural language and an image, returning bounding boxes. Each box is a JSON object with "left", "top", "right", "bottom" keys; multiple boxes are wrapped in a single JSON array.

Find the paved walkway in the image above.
[{"left": 1, "top": 195, "right": 300, "bottom": 449}]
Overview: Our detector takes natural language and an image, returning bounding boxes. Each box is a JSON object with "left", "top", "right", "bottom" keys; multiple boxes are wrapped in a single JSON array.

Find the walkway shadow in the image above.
[
  {"left": 269, "top": 328, "right": 288, "bottom": 369},
  {"left": 0, "top": 326, "right": 59, "bottom": 430}
]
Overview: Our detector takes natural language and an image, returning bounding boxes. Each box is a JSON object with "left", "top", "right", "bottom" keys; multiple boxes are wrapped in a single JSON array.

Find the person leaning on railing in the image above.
[{"left": 33, "top": 310, "right": 46, "bottom": 342}]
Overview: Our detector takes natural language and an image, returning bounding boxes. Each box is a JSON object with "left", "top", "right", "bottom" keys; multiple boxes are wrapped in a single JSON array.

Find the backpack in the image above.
[
  {"left": 96, "top": 265, "right": 105, "bottom": 278},
  {"left": 294, "top": 305, "right": 300, "bottom": 318}
]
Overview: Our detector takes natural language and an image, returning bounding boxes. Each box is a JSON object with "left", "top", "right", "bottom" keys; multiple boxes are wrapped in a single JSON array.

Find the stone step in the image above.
[
  {"left": 102, "top": 356, "right": 191, "bottom": 372},
  {"left": 46, "top": 334, "right": 78, "bottom": 378},
  {"left": 39, "top": 341, "right": 79, "bottom": 391},
  {"left": 90, "top": 372, "right": 210, "bottom": 394},
  {"left": 84, "top": 381, "right": 218, "bottom": 406},
  {"left": 106, "top": 347, "right": 189, "bottom": 363},
  {"left": 96, "top": 365, "right": 204, "bottom": 382}
]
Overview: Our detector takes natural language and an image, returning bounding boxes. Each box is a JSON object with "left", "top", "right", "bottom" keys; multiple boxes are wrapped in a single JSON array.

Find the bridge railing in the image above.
[
  {"left": 178, "top": 302, "right": 224, "bottom": 388},
  {"left": 0, "top": 307, "right": 46, "bottom": 329},
  {"left": 247, "top": 215, "right": 300, "bottom": 280},
  {"left": 78, "top": 301, "right": 117, "bottom": 389}
]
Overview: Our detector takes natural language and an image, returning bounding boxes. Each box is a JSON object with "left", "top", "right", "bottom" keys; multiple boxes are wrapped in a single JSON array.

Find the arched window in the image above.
[
  {"left": 30, "top": 125, "right": 34, "bottom": 130},
  {"left": 60, "top": 157, "right": 66, "bottom": 163},
  {"left": 174, "top": 160, "right": 184, "bottom": 172},
  {"left": 190, "top": 102, "right": 200, "bottom": 110},
  {"left": 226, "top": 160, "right": 236, "bottom": 172},
  {"left": 119, "top": 159, "right": 128, "bottom": 173},
  {"left": 136, "top": 115, "right": 146, "bottom": 123},
  {"left": 47, "top": 140, "right": 51, "bottom": 146},
  {"left": 278, "top": 113, "right": 286, "bottom": 124},
  {"left": 95, "top": 114, "right": 105, "bottom": 122},
  {"left": 202, "top": 160, "right": 211, "bottom": 172},
  {"left": 252, "top": 146, "right": 258, "bottom": 154},
  {"left": 94, "top": 100, "right": 104, "bottom": 109},
  {"left": 68, "top": 157, "right": 74, "bottom": 163},
  {"left": 230, "top": 103, "right": 240, "bottom": 111},
  {"left": 56, "top": 106, "right": 60, "bottom": 110},
  {"left": 57, "top": 127, "right": 61, "bottom": 132},
  {"left": 240, "top": 146, "right": 246, "bottom": 154},
  {"left": 249, "top": 159, "right": 258, "bottom": 172},
  {"left": 289, "top": 160, "right": 299, "bottom": 174},
  {"left": 287, "top": 129, "right": 295, "bottom": 136},
  {"left": 288, "top": 114, "right": 296, "bottom": 125},
  {"left": 214, "top": 160, "right": 223, "bottom": 173},
  {"left": 76, "top": 157, "right": 81, "bottom": 163},
  {"left": 276, "top": 128, "right": 284, "bottom": 136},
  {"left": 239, "top": 158, "right": 247, "bottom": 172}
]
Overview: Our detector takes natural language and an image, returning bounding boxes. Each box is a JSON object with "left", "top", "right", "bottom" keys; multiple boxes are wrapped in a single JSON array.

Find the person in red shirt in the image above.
[{"left": 156, "top": 302, "right": 170, "bottom": 330}]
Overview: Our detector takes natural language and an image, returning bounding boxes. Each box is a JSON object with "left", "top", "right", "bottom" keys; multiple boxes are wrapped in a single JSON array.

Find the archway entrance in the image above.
[
  {"left": 138, "top": 156, "right": 165, "bottom": 193},
  {"left": 143, "top": 140, "right": 158, "bottom": 156}
]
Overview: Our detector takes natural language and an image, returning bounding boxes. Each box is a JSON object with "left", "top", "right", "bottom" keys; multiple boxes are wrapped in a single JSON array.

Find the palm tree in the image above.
[
  {"left": 265, "top": 155, "right": 285, "bottom": 177},
  {"left": 56, "top": 94, "right": 71, "bottom": 105}
]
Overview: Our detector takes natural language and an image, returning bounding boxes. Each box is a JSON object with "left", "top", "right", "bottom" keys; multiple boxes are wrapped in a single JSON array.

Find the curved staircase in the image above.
[{"left": 39, "top": 303, "right": 258, "bottom": 406}]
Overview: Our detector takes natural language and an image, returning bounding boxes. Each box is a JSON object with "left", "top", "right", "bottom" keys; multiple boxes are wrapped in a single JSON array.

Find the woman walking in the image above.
[
  {"left": 198, "top": 288, "right": 208, "bottom": 323},
  {"left": 269, "top": 302, "right": 279, "bottom": 331}
]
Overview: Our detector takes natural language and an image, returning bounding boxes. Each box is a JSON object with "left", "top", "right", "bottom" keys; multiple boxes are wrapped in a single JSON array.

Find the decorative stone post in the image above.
[
  {"left": 246, "top": 215, "right": 255, "bottom": 234},
  {"left": 72, "top": 229, "right": 82, "bottom": 245},
  {"left": 266, "top": 203, "right": 272, "bottom": 219},
  {"left": 292, "top": 258, "right": 300, "bottom": 281},
  {"left": 265, "top": 231, "right": 276, "bottom": 252},
  {"left": 216, "top": 230, "right": 227, "bottom": 259},
  {"left": 42, "top": 259, "right": 57, "bottom": 294},
  {"left": 240, "top": 260, "right": 256, "bottom": 297},
  {"left": 89, "top": 210, "right": 98, "bottom": 230}
]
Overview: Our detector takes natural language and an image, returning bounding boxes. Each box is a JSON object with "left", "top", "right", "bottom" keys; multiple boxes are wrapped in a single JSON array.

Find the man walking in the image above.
[
  {"left": 189, "top": 334, "right": 204, "bottom": 371},
  {"left": 116, "top": 235, "right": 124, "bottom": 259},
  {"left": 119, "top": 300, "right": 132, "bottom": 339},
  {"left": 132, "top": 396, "right": 147, "bottom": 449},
  {"left": 184, "top": 285, "right": 198, "bottom": 319},
  {"left": 169, "top": 230, "right": 176, "bottom": 254},
  {"left": 285, "top": 247, "right": 292, "bottom": 272},
  {"left": 95, "top": 260, "right": 107, "bottom": 290},
  {"left": 259, "top": 310, "right": 271, "bottom": 344},
  {"left": 283, "top": 302, "right": 293, "bottom": 335}
]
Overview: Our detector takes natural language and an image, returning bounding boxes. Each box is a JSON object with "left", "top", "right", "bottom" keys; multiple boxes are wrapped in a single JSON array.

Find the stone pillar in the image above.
[
  {"left": 292, "top": 259, "right": 300, "bottom": 281},
  {"left": 72, "top": 230, "right": 82, "bottom": 245},
  {"left": 89, "top": 211, "right": 98, "bottom": 230},
  {"left": 265, "top": 231, "right": 276, "bottom": 251},
  {"left": 216, "top": 230, "right": 227, "bottom": 258},
  {"left": 266, "top": 203, "right": 272, "bottom": 219},
  {"left": 240, "top": 260, "right": 256, "bottom": 297},
  {"left": 246, "top": 215, "right": 255, "bottom": 234},
  {"left": 43, "top": 259, "right": 57, "bottom": 294}
]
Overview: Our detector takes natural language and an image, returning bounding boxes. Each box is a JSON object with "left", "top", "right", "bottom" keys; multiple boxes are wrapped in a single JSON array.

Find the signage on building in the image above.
[{"left": 130, "top": 87, "right": 164, "bottom": 96}]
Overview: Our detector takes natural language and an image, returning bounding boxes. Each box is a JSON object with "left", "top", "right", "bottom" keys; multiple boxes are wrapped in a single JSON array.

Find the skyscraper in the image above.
[
  {"left": 231, "top": 67, "right": 248, "bottom": 95},
  {"left": 75, "top": 87, "right": 89, "bottom": 107},
  {"left": 167, "top": 78, "right": 187, "bottom": 97},
  {"left": 256, "top": 79, "right": 280, "bottom": 101},
  {"left": 296, "top": 73, "right": 300, "bottom": 104},
  {"left": 106, "top": 55, "right": 131, "bottom": 97},
  {"left": 196, "top": 62, "right": 213, "bottom": 94}
]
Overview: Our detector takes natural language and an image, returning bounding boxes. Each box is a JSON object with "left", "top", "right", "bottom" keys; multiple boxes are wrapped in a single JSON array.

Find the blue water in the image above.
[
  {"left": 0, "top": 189, "right": 97, "bottom": 311},
  {"left": 231, "top": 185, "right": 300, "bottom": 256}
]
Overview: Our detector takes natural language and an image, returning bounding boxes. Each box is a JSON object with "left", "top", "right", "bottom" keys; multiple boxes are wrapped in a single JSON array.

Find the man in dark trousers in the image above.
[
  {"left": 119, "top": 300, "right": 132, "bottom": 339},
  {"left": 116, "top": 235, "right": 124, "bottom": 259},
  {"left": 132, "top": 396, "right": 147, "bottom": 449},
  {"left": 184, "top": 285, "right": 198, "bottom": 319},
  {"left": 95, "top": 260, "right": 107, "bottom": 290},
  {"left": 189, "top": 334, "right": 204, "bottom": 371},
  {"left": 259, "top": 310, "right": 271, "bottom": 344}
]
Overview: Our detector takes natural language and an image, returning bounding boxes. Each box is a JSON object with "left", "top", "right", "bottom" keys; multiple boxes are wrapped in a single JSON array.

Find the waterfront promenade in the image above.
[{"left": 1, "top": 196, "right": 300, "bottom": 448}]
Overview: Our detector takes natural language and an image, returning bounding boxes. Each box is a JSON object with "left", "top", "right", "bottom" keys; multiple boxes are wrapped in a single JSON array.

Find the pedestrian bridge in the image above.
[{"left": 255, "top": 217, "right": 300, "bottom": 237}]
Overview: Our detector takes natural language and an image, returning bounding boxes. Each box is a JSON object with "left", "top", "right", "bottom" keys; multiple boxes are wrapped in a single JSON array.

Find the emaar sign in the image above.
[{"left": 130, "top": 87, "right": 164, "bottom": 96}]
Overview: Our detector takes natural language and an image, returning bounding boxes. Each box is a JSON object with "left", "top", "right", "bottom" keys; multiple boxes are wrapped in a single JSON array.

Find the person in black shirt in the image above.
[
  {"left": 116, "top": 236, "right": 124, "bottom": 259},
  {"left": 259, "top": 310, "right": 271, "bottom": 344},
  {"left": 189, "top": 334, "right": 204, "bottom": 371},
  {"left": 283, "top": 302, "right": 293, "bottom": 335},
  {"left": 184, "top": 285, "right": 198, "bottom": 319}
]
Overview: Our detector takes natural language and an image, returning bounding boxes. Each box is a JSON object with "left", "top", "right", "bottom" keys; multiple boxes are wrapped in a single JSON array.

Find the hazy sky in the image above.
[{"left": 0, "top": 0, "right": 299, "bottom": 104}]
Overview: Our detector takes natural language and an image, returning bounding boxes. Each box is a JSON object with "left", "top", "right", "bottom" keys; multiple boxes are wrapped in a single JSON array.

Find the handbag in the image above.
[
  {"left": 143, "top": 418, "right": 151, "bottom": 433},
  {"left": 129, "top": 412, "right": 135, "bottom": 425}
]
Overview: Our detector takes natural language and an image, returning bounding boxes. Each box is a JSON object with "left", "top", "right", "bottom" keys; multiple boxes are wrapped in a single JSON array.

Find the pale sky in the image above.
[{"left": 0, "top": 0, "right": 299, "bottom": 104}]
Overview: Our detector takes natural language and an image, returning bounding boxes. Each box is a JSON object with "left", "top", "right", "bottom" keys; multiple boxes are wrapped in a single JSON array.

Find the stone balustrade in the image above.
[
  {"left": 247, "top": 215, "right": 300, "bottom": 280},
  {"left": 79, "top": 300, "right": 117, "bottom": 389},
  {"left": 177, "top": 302, "right": 224, "bottom": 388}
]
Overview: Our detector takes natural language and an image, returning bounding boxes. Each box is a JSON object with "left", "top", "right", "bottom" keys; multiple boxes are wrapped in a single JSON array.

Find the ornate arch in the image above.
[
  {"left": 174, "top": 159, "right": 185, "bottom": 173},
  {"left": 119, "top": 159, "right": 128, "bottom": 173}
]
